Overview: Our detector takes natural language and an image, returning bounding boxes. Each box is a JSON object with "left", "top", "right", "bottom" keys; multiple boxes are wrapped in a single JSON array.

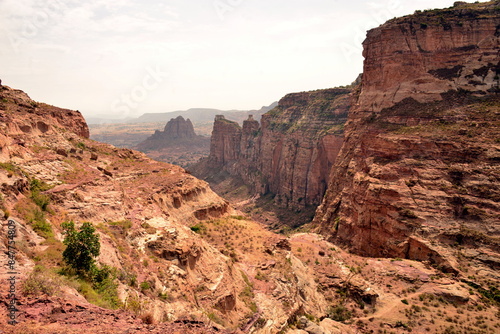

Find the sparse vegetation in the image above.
[
  {"left": 327, "top": 304, "right": 353, "bottom": 322},
  {"left": 29, "top": 179, "right": 52, "bottom": 211},
  {"left": 140, "top": 281, "right": 151, "bottom": 292},
  {"left": 190, "top": 223, "right": 206, "bottom": 234},
  {"left": 23, "top": 265, "right": 62, "bottom": 296},
  {"left": 0, "top": 162, "right": 19, "bottom": 175}
]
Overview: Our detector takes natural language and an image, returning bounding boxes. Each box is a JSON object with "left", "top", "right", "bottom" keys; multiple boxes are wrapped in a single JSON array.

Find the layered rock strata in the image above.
[
  {"left": 314, "top": 1, "right": 500, "bottom": 271},
  {"left": 193, "top": 88, "right": 352, "bottom": 209}
]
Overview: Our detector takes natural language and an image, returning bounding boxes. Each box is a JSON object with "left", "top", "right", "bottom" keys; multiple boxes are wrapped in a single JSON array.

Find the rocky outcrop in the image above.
[
  {"left": 163, "top": 116, "right": 196, "bottom": 139},
  {"left": 314, "top": 1, "right": 500, "bottom": 267},
  {"left": 135, "top": 116, "right": 210, "bottom": 167},
  {"left": 358, "top": 1, "right": 500, "bottom": 112},
  {"left": 193, "top": 88, "right": 352, "bottom": 209},
  {"left": 0, "top": 86, "right": 89, "bottom": 145},
  {"left": 208, "top": 115, "right": 242, "bottom": 165},
  {"left": 137, "top": 116, "right": 208, "bottom": 151}
]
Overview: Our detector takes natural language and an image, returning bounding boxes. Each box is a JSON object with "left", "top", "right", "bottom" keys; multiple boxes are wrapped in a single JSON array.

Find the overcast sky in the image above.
[{"left": 0, "top": 0, "right": 486, "bottom": 119}]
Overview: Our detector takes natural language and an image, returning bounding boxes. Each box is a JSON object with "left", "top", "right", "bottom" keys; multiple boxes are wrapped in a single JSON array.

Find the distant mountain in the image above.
[
  {"left": 83, "top": 116, "right": 136, "bottom": 125},
  {"left": 135, "top": 116, "right": 211, "bottom": 167},
  {"left": 130, "top": 103, "right": 278, "bottom": 125}
]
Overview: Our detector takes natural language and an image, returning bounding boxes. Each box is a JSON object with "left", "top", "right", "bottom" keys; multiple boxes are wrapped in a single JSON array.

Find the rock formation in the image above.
[
  {"left": 314, "top": 1, "right": 500, "bottom": 271},
  {"left": 0, "top": 85, "right": 330, "bottom": 333},
  {"left": 193, "top": 88, "right": 352, "bottom": 209},
  {"left": 136, "top": 116, "right": 210, "bottom": 167},
  {"left": 137, "top": 116, "right": 206, "bottom": 150},
  {"left": 359, "top": 1, "right": 500, "bottom": 112},
  {"left": 2, "top": 2, "right": 500, "bottom": 334}
]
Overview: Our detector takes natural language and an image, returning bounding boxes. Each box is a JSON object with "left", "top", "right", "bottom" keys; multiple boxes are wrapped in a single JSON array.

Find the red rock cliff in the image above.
[
  {"left": 314, "top": 1, "right": 500, "bottom": 271},
  {"left": 359, "top": 1, "right": 500, "bottom": 112},
  {"left": 194, "top": 88, "right": 352, "bottom": 209}
]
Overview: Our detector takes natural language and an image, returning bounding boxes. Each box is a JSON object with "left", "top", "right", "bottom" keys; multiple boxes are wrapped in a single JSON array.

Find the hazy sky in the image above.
[{"left": 0, "top": 0, "right": 486, "bottom": 119}]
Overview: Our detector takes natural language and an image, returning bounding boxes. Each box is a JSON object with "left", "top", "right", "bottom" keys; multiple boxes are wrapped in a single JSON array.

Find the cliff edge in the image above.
[{"left": 314, "top": 1, "right": 500, "bottom": 278}]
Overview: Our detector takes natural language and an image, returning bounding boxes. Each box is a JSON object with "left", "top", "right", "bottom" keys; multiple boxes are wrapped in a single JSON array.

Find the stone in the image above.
[
  {"left": 56, "top": 148, "right": 68, "bottom": 157},
  {"left": 314, "top": 1, "right": 500, "bottom": 260},
  {"left": 192, "top": 89, "right": 350, "bottom": 209},
  {"left": 136, "top": 116, "right": 209, "bottom": 151}
]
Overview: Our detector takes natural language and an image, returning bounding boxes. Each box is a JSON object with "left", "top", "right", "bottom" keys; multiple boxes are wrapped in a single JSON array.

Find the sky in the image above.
[{"left": 0, "top": 0, "right": 488, "bottom": 119}]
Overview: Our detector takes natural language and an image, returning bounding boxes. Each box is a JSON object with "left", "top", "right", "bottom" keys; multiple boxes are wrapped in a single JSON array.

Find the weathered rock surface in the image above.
[
  {"left": 358, "top": 0, "right": 500, "bottom": 112},
  {"left": 314, "top": 1, "right": 500, "bottom": 272},
  {"left": 0, "top": 85, "right": 330, "bottom": 334},
  {"left": 192, "top": 88, "right": 351, "bottom": 209}
]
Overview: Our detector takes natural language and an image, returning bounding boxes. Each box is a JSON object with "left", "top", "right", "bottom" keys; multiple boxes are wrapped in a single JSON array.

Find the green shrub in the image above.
[
  {"left": 327, "top": 304, "right": 352, "bottom": 322},
  {"left": 32, "top": 219, "right": 54, "bottom": 239},
  {"left": 0, "top": 162, "right": 18, "bottom": 174},
  {"left": 29, "top": 179, "right": 52, "bottom": 211},
  {"left": 190, "top": 223, "right": 206, "bottom": 234},
  {"left": 140, "top": 281, "right": 151, "bottom": 292},
  {"left": 207, "top": 312, "right": 224, "bottom": 325},
  {"left": 62, "top": 221, "right": 100, "bottom": 275}
]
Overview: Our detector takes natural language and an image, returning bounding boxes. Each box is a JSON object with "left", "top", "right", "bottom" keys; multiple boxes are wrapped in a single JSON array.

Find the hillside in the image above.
[
  {"left": 2, "top": 85, "right": 498, "bottom": 333},
  {"left": 1, "top": 1, "right": 499, "bottom": 334}
]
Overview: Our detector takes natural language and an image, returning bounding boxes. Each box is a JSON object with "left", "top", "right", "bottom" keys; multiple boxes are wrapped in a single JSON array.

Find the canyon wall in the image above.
[
  {"left": 314, "top": 1, "right": 500, "bottom": 267},
  {"left": 194, "top": 88, "right": 352, "bottom": 209},
  {"left": 358, "top": 1, "right": 500, "bottom": 112}
]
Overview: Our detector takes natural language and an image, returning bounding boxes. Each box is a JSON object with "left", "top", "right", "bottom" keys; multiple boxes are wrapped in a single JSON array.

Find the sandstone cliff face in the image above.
[
  {"left": 315, "top": 1, "right": 500, "bottom": 274},
  {"left": 208, "top": 115, "right": 243, "bottom": 164},
  {"left": 359, "top": 1, "right": 500, "bottom": 112},
  {"left": 194, "top": 89, "right": 351, "bottom": 209}
]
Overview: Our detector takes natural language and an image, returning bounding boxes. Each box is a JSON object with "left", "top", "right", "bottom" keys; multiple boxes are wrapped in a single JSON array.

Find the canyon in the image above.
[
  {"left": 192, "top": 87, "right": 352, "bottom": 211},
  {"left": 0, "top": 1, "right": 499, "bottom": 334}
]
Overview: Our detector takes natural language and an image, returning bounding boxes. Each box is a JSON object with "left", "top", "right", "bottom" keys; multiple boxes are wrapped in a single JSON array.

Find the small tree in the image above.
[{"left": 62, "top": 221, "right": 100, "bottom": 274}]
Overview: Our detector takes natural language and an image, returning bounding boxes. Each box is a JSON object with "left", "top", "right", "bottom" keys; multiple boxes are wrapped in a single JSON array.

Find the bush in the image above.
[
  {"left": 327, "top": 304, "right": 353, "bottom": 322},
  {"left": 15, "top": 199, "right": 53, "bottom": 238},
  {"left": 0, "top": 162, "right": 18, "bottom": 175},
  {"left": 190, "top": 223, "right": 205, "bottom": 234},
  {"left": 29, "top": 179, "right": 52, "bottom": 211},
  {"left": 23, "top": 266, "right": 62, "bottom": 296},
  {"left": 140, "top": 281, "right": 151, "bottom": 292},
  {"left": 62, "top": 221, "right": 100, "bottom": 275}
]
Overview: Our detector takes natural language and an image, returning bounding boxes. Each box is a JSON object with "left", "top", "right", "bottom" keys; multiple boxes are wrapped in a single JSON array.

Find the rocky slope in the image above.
[
  {"left": 0, "top": 85, "right": 329, "bottom": 333},
  {"left": 192, "top": 88, "right": 352, "bottom": 212},
  {"left": 314, "top": 0, "right": 499, "bottom": 279},
  {"left": 1, "top": 2, "right": 500, "bottom": 334},
  {"left": 135, "top": 116, "right": 210, "bottom": 167},
  {"left": 1, "top": 79, "right": 499, "bottom": 333}
]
